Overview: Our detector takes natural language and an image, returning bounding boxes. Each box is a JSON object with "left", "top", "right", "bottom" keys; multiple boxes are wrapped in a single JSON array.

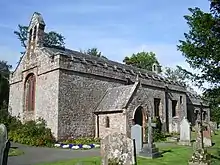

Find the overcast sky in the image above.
[{"left": 0, "top": 0, "right": 210, "bottom": 93}]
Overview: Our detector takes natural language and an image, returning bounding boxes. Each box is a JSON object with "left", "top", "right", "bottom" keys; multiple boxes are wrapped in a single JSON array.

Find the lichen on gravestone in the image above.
[{"left": 101, "top": 132, "right": 135, "bottom": 165}]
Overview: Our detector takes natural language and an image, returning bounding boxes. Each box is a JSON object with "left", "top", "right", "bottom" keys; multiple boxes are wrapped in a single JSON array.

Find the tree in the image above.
[
  {"left": 14, "top": 24, "right": 65, "bottom": 54},
  {"left": 163, "top": 66, "right": 197, "bottom": 94},
  {"left": 43, "top": 31, "right": 65, "bottom": 48},
  {"left": 81, "top": 48, "right": 108, "bottom": 59},
  {"left": 203, "top": 87, "right": 220, "bottom": 124},
  {"left": 177, "top": 3, "right": 220, "bottom": 88},
  {"left": 178, "top": 0, "right": 220, "bottom": 122},
  {"left": 123, "top": 51, "right": 161, "bottom": 72},
  {"left": 0, "top": 61, "right": 12, "bottom": 108}
]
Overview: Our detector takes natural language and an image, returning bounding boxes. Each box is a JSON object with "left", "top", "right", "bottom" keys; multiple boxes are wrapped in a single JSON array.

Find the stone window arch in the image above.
[
  {"left": 24, "top": 73, "right": 36, "bottom": 111},
  {"left": 105, "top": 116, "right": 110, "bottom": 128}
]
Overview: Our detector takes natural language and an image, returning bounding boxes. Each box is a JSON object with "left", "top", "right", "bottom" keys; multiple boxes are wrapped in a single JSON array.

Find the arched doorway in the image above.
[{"left": 133, "top": 106, "right": 146, "bottom": 143}]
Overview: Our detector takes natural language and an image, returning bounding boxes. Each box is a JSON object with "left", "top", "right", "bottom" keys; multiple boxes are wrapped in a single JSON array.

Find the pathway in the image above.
[{"left": 8, "top": 143, "right": 100, "bottom": 165}]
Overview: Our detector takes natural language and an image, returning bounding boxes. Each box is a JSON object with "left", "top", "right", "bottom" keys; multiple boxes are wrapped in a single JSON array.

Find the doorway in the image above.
[{"left": 133, "top": 106, "right": 146, "bottom": 143}]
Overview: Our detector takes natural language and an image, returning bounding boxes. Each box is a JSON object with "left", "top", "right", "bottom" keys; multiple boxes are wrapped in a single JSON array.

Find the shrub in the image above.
[
  {"left": 8, "top": 118, "right": 55, "bottom": 147},
  {"left": 0, "top": 106, "right": 55, "bottom": 147},
  {"left": 0, "top": 106, "right": 22, "bottom": 132}
]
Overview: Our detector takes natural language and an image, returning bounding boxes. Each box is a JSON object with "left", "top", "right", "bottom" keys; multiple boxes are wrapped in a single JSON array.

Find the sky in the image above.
[{"left": 0, "top": 0, "right": 211, "bottom": 93}]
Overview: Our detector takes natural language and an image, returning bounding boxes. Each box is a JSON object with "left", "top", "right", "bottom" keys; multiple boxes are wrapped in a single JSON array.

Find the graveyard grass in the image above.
[{"left": 36, "top": 131, "right": 220, "bottom": 165}]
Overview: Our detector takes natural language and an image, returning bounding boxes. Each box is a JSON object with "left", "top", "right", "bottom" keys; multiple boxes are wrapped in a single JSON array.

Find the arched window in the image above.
[
  {"left": 24, "top": 73, "right": 36, "bottom": 111},
  {"left": 105, "top": 116, "right": 110, "bottom": 128}
]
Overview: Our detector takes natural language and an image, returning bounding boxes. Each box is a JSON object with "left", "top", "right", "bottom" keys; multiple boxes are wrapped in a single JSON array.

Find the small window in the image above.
[
  {"left": 153, "top": 64, "right": 156, "bottom": 71},
  {"left": 154, "top": 98, "right": 160, "bottom": 117},
  {"left": 105, "top": 116, "right": 110, "bottom": 128},
  {"left": 172, "top": 100, "right": 177, "bottom": 117},
  {"left": 180, "top": 96, "right": 183, "bottom": 104}
]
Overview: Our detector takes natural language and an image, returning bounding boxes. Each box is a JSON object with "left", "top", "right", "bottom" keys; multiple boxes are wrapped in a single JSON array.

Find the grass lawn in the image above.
[
  {"left": 8, "top": 148, "right": 24, "bottom": 157},
  {"left": 37, "top": 131, "right": 220, "bottom": 165}
]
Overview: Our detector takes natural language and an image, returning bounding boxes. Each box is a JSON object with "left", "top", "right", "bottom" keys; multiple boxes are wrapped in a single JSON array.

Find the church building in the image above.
[{"left": 8, "top": 12, "right": 210, "bottom": 140}]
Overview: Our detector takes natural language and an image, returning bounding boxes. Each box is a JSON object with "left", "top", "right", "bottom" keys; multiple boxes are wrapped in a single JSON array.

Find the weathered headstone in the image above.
[
  {"left": 131, "top": 124, "right": 142, "bottom": 154},
  {"left": 189, "top": 103, "right": 211, "bottom": 165},
  {"left": 0, "top": 124, "right": 10, "bottom": 165},
  {"left": 193, "top": 124, "right": 202, "bottom": 151},
  {"left": 203, "top": 124, "right": 212, "bottom": 147},
  {"left": 101, "top": 132, "right": 135, "bottom": 165},
  {"left": 209, "top": 121, "right": 217, "bottom": 135},
  {"left": 178, "top": 117, "right": 191, "bottom": 146}
]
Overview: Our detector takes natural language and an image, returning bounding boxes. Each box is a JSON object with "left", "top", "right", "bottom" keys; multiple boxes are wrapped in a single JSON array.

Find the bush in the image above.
[
  {"left": 0, "top": 106, "right": 55, "bottom": 147},
  {"left": 8, "top": 118, "right": 55, "bottom": 147},
  {"left": 0, "top": 106, "right": 22, "bottom": 132}
]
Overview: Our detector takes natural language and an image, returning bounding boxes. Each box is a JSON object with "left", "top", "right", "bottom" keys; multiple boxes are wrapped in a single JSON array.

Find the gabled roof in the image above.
[
  {"left": 41, "top": 45, "right": 185, "bottom": 87},
  {"left": 94, "top": 82, "right": 140, "bottom": 113}
]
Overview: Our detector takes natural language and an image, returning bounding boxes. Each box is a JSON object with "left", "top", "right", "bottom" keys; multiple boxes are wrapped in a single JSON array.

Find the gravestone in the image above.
[
  {"left": 139, "top": 115, "right": 160, "bottom": 159},
  {"left": 0, "top": 124, "right": 10, "bottom": 165},
  {"left": 131, "top": 124, "right": 142, "bottom": 154},
  {"left": 101, "top": 132, "right": 135, "bottom": 165},
  {"left": 209, "top": 121, "right": 217, "bottom": 135},
  {"left": 203, "top": 124, "right": 212, "bottom": 147},
  {"left": 189, "top": 104, "right": 212, "bottom": 165},
  {"left": 178, "top": 117, "right": 191, "bottom": 146}
]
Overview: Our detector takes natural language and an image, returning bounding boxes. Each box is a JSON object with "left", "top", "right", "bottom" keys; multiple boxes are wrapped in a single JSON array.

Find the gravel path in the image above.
[{"left": 8, "top": 143, "right": 100, "bottom": 165}]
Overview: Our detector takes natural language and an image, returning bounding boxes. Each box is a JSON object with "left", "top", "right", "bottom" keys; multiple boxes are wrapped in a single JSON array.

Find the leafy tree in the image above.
[
  {"left": 178, "top": 0, "right": 220, "bottom": 122},
  {"left": 81, "top": 48, "right": 108, "bottom": 59},
  {"left": 163, "top": 66, "right": 197, "bottom": 94},
  {"left": 43, "top": 31, "right": 65, "bottom": 48},
  {"left": 164, "top": 66, "right": 188, "bottom": 84},
  {"left": 177, "top": 3, "right": 220, "bottom": 88},
  {"left": 14, "top": 24, "right": 65, "bottom": 54},
  {"left": 123, "top": 51, "right": 161, "bottom": 72},
  {"left": 14, "top": 25, "right": 28, "bottom": 49},
  {"left": 0, "top": 61, "right": 12, "bottom": 108}
]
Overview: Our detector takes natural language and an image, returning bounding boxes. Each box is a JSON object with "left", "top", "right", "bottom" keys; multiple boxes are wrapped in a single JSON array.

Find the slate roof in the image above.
[
  {"left": 42, "top": 46, "right": 185, "bottom": 87},
  {"left": 94, "top": 82, "right": 140, "bottom": 113}
]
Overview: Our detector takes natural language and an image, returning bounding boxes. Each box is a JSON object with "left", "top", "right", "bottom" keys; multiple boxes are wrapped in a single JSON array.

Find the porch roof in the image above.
[{"left": 94, "top": 82, "right": 140, "bottom": 113}]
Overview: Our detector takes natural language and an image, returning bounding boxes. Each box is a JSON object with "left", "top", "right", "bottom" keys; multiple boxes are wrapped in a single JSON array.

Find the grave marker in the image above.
[
  {"left": 101, "top": 132, "right": 136, "bottom": 165},
  {"left": 131, "top": 124, "right": 142, "bottom": 154},
  {"left": 139, "top": 111, "right": 161, "bottom": 159},
  {"left": 178, "top": 117, "right": 191, "bottom": 146},
  {"left": 0, "top": 124, "right": 10, "bottom": 165}
]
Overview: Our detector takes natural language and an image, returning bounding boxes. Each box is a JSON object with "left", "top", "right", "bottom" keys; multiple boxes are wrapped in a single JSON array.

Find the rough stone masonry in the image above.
[{"left": 8, "top": 12, "right": 210, "bottom": 140}]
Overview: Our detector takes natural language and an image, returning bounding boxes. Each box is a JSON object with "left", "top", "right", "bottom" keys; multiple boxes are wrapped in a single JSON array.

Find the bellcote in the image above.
[{"left": 27, "top": 12, "right": 46, "bottom": 58}]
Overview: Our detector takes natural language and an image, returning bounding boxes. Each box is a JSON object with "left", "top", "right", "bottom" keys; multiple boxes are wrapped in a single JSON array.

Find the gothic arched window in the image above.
[{"left": 24, "top": 73, "right": 36, "bottom": 111}]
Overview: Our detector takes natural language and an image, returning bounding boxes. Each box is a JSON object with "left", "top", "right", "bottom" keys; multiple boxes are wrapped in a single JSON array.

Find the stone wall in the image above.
[
  {"left": 97, "top": 113, "right": 126, "bottom": 139},
  {"left": 57, "top": 70, "right": 123, "bottom": 139},
  {"left": 35, "top": 70, "right": 59, "bottom": 138},
  {"left": 9, "top": 47, "right": 60, "bottom": 138},
  {"left": 8, "top": 81, "right": 23, "bottom": 119},
  {"left": 126, "top": 85, "right": 166, "bottom": 135},
  {"left": 167, "top": 90, "right": 187, "bottom": 133}
]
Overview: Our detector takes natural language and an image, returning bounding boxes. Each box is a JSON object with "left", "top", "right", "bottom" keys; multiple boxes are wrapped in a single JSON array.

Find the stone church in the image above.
[{"left": 8, "top": 12, "right": 210, "bottom": 141}]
